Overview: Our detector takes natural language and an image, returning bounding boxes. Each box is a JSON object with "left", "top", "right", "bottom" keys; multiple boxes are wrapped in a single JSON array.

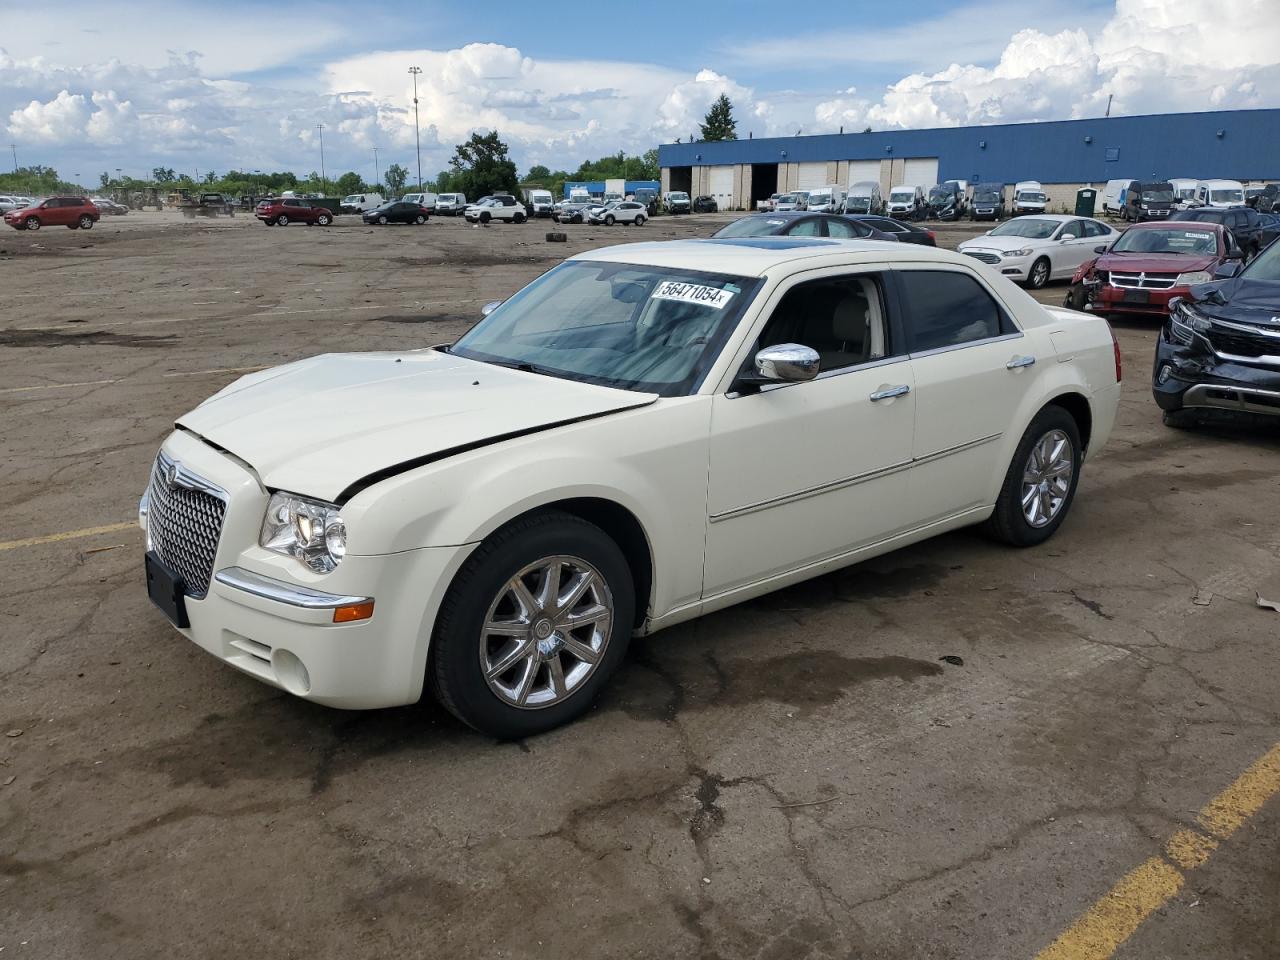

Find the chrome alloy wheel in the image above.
[
  {"left": 1021, "top": 429, "right": 1074, "bottom": 528},
  {"left": 479, "top": 555, "right": 613, "bottom": 709}
]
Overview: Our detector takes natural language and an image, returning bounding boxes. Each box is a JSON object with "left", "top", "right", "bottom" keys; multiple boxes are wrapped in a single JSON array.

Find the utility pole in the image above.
[
  {"left": 373, "top": 147, "right": 381, "bottom": 192},
  {"left": 1105, "top": 94, "right": 1113, "bottom": 118},
  {"left": 9, "top": 143, "right": 16, "bottom": 173},
  {"left": 409, "top": 66, "right": 423, "bottom": 193},
  {"left": 316, "top": 123, "right": 327, "bottom": 195}
]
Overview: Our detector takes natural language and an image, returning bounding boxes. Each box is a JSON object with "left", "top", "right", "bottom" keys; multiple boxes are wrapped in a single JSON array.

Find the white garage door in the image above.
[
  {"left": 902, "top": 157, "right": 939, "bottom": 187},
  {"left": 846, "top": 160, "right": 880, "bottom": 188},
  {"left": 796, "top": 162, "right": 827, "bottom": 190},
  {"left": 708, "top": 165, "right": 734, "bottom": 210}
]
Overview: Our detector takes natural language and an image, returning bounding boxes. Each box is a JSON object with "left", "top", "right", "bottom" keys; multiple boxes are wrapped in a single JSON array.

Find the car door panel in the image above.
[{"left": 891, "top": 266, "right": 1043, "bottom": 521}]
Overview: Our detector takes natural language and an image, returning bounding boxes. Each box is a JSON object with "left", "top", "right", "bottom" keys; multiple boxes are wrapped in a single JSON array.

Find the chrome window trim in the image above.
[
  {"left": 908, "top": 330, "right": 1024, "bottom": 360},
  {"left": 709, "top": 432, "right": 1002, "bottom": 523},
  {"left": 1210, "top": 317, "right": 1280, "bottom": 340},
  {"left": 214, "top": 566, "right": 371, "bottom": 609}
]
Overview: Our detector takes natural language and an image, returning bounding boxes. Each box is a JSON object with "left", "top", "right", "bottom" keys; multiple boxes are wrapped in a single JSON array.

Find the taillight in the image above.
[
  {"left": 926, "top": 230, "right": 936, "bottom": 241},
  {"left": 1110, "top": 324, "right": 1122, "bottom": 381}
]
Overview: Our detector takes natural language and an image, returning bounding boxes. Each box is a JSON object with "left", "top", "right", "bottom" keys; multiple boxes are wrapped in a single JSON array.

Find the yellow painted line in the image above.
[
  {"left": 0, "top": 522, "right": 137, "bottom": 552},
  {"left": 1035, "top": 857, "right": 1184, "bottom": 960},
  {"left": 1035, "top": 741, "right": 1280, "bottom": 960}
]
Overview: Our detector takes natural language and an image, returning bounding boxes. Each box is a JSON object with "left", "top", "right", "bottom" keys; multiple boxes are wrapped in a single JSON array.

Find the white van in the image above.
[
  {"left": 886, "top": 185, "right": 924, "bottom": 218},
  {"left": 1194, "top": 179, "right": 1245, "bottom": 208},
  {"left": 1168, "top": 178, "right": 1199, "bottom": 209},
  {"left": 805, "top": 185, "right": 846, "bottom": 213},
  {"left": 401, "top": 192, "right": 437, "bottom": 210},
  {"left": 1013, "top": 181, "right": 1047, "bottom": 215},
  {"left": 523, "top": 188, "right": 555, "bottom": 217},
  {"left": 1101, "top": 179, "right": 1136, "bottom": 215},
  {"left": 435, "top": 193, "right": 467, "bottom": 215},
  {"left": 844, "top": 181, "right": 883, "bottom": 215}
]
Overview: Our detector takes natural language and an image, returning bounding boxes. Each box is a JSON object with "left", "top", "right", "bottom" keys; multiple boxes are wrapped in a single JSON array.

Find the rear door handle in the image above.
[
  {"left": 869, "top": 384, "right": 911, "bottom": 402},
  {"left": 1006, "top": 355, "right": 1036, "bottom": 369}
]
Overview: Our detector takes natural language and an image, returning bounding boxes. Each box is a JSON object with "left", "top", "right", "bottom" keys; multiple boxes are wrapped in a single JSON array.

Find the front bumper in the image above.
[
  {"left": 1153, "top": 325, "right": 1280, "bottom": 416},
  {"left": 142, "top": 430, "right": 474, "bottom": 709},
  {"left": 1096, "top": 283, "right": 1186, "bottom": 317}
]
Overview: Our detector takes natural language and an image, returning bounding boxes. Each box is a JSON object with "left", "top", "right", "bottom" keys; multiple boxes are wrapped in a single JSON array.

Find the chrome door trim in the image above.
[
  {"left": 709, "top": 432, "right": 1002, "bottom": 523},
  {"left": 1006, "top": 355, "right": 1037, "bottom": 369},
  {"left": 214, "top": 566, "right": 371, "bottom": 609},
  {"left": 907, "top": 331, "right": 1023, "bottom": 361},
  {"left": 869, "top": 384, "right": 911, "bottom": 401},
  {"left": 726, "top": 354, "right": 908, "bottom": 398}
]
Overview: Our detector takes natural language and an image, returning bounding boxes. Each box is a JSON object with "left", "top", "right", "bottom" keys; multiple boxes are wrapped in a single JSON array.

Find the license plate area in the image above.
[
  {"left": 145, "top": 551, "right": 190, "bottom": 627},
  {"left": 1123, "top": 289, "right": 1150, "bottom": 304}
]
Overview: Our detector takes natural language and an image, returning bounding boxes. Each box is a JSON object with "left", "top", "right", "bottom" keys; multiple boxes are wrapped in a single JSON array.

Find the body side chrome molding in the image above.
[
  {"left": 214, "top": 566, "right": 372, "bottom": 609},
  {"left": 709, "top": 432, "right": 1002, "bottom": 523}
]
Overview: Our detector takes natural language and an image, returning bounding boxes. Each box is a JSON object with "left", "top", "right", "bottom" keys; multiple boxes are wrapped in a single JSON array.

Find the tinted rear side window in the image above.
[{"left": 898, "top": 271, "right": 1011, "bottom": 353}]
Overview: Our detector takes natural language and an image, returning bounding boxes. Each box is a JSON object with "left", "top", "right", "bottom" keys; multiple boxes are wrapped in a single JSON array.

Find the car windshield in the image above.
[
  {"left": 989, "top": 218, "right": 1058, "bottom": 239},
  {"left": 890, "top": 191, "right": 913, "bottom": 200},
  {"left": 975, "top": 191, "right": 1000, "bottom": 202},
  {"left": 451, "top": 261, "right": 760, "bottom": 396},
  {"left": 928, "top": 189, "right": 952, "bottom": 203},
  {"left": 712, "top": 217, "right": 793, "bottom": 238},
  {"left": 669, "top": 192, "right": 689, "bottom": 201},
  {"left": 1017, "top": 192, "right": 1047, "bottom": 203},
  {"left": 777, "top": 194, "right": 795, "bottom": 203},
  {"left": 1211, "top": 189, "right": 1244, "bottom": 203},
  {"left": 1110, "top": 228, "right": 1218, "bottom": 255},
  {"left": 1240, "top": 240, "right": 1280, "bottom": 282},
  {"left": 1140, "top": 189, "right": 1174, "bottom": 203},
  {"left": 1175, "top": 187, "right": 1196, "bottom": 199}
]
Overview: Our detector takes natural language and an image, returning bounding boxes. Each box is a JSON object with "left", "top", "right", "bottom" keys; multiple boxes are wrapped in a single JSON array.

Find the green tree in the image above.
[
  {"left": 100, "top": 171, "right": 111, "bottom": 190},
  {"left": 335, "top": 171, "right": 367, "bottom": 195},
  {"left": 203, "top": 170, "right": 216, "bottom": 184},
  {"left": 699, "top": 93, "right": 738, "bottom": 141},
  {"left": 448, "top": 130, "right": 518, "bottom": 199},
  {"left": 384, "top": 163, "right": 409, "bottom": 196},
  {"left": 524, "top": 164, "right": 551, "bottom": 183},
  {"left": 152, "top": 167, "right": 176, "bottom": 182}
]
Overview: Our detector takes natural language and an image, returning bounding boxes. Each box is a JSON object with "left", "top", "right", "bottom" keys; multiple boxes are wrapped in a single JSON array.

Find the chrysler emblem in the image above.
[{"left": 163, "top": 460, "right": 179, "bottom": 488}]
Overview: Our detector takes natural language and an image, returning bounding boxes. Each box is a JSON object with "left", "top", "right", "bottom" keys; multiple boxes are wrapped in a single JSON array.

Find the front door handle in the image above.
[
  {"left": 1006, "top": 355, "right": 1036, "bottom": 369},
  {"left": 870, "top": 384, "right": 911, "bottom": 402}
]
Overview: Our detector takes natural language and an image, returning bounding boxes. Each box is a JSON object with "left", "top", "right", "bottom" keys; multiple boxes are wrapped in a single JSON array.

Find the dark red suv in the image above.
[
  {"left": 254, "top": 197, "right": 333, "bottom": 227},
  {"left": 4, "top": 196, "right": 100, "bottom": 231}
]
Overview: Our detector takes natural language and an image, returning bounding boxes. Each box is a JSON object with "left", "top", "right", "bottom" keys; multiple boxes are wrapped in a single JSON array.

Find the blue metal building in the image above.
[{"left": 657, "top": 109, "right": 1280, "bottom": 211}]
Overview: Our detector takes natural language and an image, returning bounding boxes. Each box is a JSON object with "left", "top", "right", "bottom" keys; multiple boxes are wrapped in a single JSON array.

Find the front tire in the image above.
[
  {"left": 316, "top": 213, "right": 332, "bottom": 226},
  {"left": 983, "top": 406, "right": 1082, "bottom": 547},
  {"left": 1027, "top": 257, "right": 1051, "bottom": 289},
  {"left": 430, "top": 510, "right": 635, "bottom": 738},
  {"left": 480, "top": 211, "right": 491, "bottom": 223},
  {"left": 1162, "top": 409, "right": 1197, "bottom": 429},
  {"left": 25, "top": 217, "right": 41, "bottom": 231},
  {"left": 605, "top": 214, "right": 615, "bottom": 226},
  {"left": 514, "top": 212, "right": 526, "bottom": 223}
]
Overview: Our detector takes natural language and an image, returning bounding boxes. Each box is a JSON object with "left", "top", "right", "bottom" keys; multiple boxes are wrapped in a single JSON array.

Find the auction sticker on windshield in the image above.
[{"left": 652, "top": 281, "right": 735, "bottom": 309}]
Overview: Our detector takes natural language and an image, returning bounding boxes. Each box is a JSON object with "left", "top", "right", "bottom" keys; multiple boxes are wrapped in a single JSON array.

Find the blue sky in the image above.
[{"left": 2, "top": 0, "right": 1277, "bottom": 186}]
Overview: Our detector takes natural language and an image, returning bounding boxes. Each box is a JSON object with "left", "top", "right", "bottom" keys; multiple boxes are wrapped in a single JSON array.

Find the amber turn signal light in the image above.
[{"left": 332, "top": 601, "right": 374, "bottom": 623}]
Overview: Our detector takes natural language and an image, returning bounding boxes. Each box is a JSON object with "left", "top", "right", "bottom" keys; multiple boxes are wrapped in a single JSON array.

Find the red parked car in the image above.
[
  {"left": 254, "top": 197, "right": 333, "bottom": 227},
  {"left": 4, "top": 196, "right": 99, "bottom": 231},
  {"left": 1066, "top": 221, "right": 1244, "bottom": 318}
]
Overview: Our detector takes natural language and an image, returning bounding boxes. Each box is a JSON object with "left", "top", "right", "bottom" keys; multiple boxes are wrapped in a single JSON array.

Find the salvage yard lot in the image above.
[{"left": 2, "top": 212, "right": 1278, "bottom": 958}]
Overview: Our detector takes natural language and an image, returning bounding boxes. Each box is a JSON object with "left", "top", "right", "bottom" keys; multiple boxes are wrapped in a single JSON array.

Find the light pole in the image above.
[
  {"left": 9, "top": 143, "right": 16, "bottom": 173},
  {"left": 316, "top": 123, "right": 327, "bottom": 195},
  {"left": 408, "top": 66, "right": 423, "bottom": 193},
  {"left": 253, "top": 169, "right": 261, "bottom": 197},
  {"left": 373, "top": 147, "right": 381, "bottom": 193}
]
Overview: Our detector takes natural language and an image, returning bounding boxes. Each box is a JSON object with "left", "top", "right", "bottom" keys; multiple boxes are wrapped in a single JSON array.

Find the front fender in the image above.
[{"left": 340, "top": 397, "right": 713, "bottom": 618}]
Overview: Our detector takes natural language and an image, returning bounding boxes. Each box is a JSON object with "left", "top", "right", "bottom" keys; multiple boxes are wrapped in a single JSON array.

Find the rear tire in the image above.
[
  {"left": 636, "top": 215, "right": 646, "bottom": 226},
  {"left": 415, "top": 214, "right": 426, "bottom": 225},
  {"left": 277, "top": 214, "right": 290, "bottom": 226},
  {"left": 80, "top": 216, "right": 94, "bottom": 229},
  {"left": 983, "top": 406, "right": 1082, "bottom": 547},
  {"left": 430, "top": 510, "right": 635, "bottom": 739}
]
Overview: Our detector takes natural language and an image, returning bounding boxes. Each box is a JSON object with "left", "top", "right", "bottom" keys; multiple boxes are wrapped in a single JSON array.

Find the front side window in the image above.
[
  {"left": 752, "top": 274, "right": 892, "bottom": 374},
  {"left": 898, "top": 270, "right": 1011, "bottom": 353},
  {"left": 825, "top": 219, "right": 870, "bottom": 239},
  {"left": 451, "top": 261, "right": 761, "bottom": 397}
]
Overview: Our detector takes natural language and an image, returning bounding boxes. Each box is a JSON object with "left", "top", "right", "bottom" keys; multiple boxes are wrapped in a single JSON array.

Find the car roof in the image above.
[
  {"left": 1129, "top": 219, "right": 1224, "bottom": 232},
  {"left": 570, "top": 237, "right": 966, "bottom": 277}
]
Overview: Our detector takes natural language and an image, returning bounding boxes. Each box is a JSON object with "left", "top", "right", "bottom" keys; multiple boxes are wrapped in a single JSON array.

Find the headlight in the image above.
[
  {"left": 1007, "top": 248, "right": 1033, "bottom": 258},
  {"left": 1175, "top": 271, "right": 1212, "bottom": 286},
  {"left": 260, "top": 492, "right": 346, "bottom": 573},
  {"left": 1169, "top": 300, "right": 1210, "bottom": 345}
]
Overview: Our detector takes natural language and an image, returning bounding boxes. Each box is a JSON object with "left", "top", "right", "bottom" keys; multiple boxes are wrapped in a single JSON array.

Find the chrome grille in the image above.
[
  {"left": 964, "top": 250, "right": 1001, "bottom": 265},
  {"left": 1109, "top": 271, "right": 1178, "bottom": 290},
  {"left": 146, "top": 452, "right": 227, "bottom": 599}
]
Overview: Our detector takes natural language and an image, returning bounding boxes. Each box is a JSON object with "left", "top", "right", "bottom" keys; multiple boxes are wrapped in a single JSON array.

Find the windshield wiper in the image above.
[{"left": 482, "top": 358, "right": 560, "bottom": 378}]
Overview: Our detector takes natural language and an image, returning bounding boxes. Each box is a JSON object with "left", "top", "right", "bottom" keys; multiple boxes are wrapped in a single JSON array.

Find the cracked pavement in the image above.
[{"left": 1, "top": 213, "right": 1278, "bottom": 959}]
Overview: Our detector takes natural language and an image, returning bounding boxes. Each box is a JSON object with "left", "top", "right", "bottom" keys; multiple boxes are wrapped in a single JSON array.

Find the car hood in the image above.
[
  {"left": 1097, "top": 251, "right": 1218, "bottom": 273},
  {"left": 177, "top": 349, "right": 658, "bottom": 502},
  {"left": 1186, "top": 278, "right": 1280, "bottom": 329},
  {"left": 960, "top": 235, "right": 1050, "bottom": 252}
]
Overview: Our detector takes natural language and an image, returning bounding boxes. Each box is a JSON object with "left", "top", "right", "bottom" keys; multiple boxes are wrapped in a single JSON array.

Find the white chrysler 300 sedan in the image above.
[{"left": 140, "top": 237, "right": 1121, "bottom": 737}]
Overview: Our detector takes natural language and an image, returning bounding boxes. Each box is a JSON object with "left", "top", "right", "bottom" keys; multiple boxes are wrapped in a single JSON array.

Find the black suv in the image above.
[{"left": 1170, "top": 207, "right": 1265, "bottom": 258}]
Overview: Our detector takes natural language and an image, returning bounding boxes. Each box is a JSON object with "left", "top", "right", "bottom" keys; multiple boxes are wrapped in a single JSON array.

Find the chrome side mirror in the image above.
[
  {"left": 755, "top": 343, "right": 820, "bottom": 382},
  {"left": 1060, "top": 233, "right": 1076, "bottom": 241},
  {"left": 481, "top": 300, "right": 504, "bottom": 317}
]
